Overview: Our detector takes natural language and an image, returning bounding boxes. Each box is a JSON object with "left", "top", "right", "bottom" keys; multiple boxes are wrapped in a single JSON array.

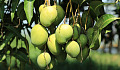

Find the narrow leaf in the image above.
[
  {"left": 0, "top": 32, "right": 14, "bottom": 50},
  {"left": 12, "top": 50, "right": 29, "bottom": 63},
  {"left": 90, "top": 29, "right": 101, "bottom": 48},
  {"left": 5, "top": 26, "right": 26, "bottom": 41},
  {"left": 94, "top": 14, "right": 120, "bottom": 30},
  {"left": 17, "top": 2, "right": 26, "bottom": 20},
  {"left": 11, "top": 0, "right": 20, "bottom": 21},
  {"left": 90, "top": 14, "right": 120, "bottom": 48},
  {"left": 90, "top": 1, "right": 103, "bottom": 16},
  {"left": 0, "top": 1, "right": 4, "bottom": 21},
  {"left": 24, "top": 0, "right": 35, "bottom": 24}
]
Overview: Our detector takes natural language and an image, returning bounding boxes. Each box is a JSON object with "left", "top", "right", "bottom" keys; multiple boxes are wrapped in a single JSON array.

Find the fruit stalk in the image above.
[{"left": 85, "top": 6, "right": 90, "bottom": 30}]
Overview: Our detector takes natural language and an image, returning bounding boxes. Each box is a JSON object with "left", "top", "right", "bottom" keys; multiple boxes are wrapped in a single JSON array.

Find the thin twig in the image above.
[{"left": 85, "top": 6, "right": 90, "bottom": 30}]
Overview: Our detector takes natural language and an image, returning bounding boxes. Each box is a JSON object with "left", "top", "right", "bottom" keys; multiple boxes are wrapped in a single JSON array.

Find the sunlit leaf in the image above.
[
  {"left": 90, "top": 14, "right": 120, "bottom": 48},
  {"left": 24, "top": 0, "right": 35, "bottom": 24},
  {"left": 29, "top": 43, "right": 41, "bottom": 69},
  {"left": 0, "top": 32, "right": 14, "bottom": 50},
  {"left": 94, "top": 14, "right": 120, "bottom": 30}
]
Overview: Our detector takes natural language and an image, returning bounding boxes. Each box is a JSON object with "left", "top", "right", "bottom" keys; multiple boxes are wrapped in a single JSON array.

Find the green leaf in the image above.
[
  {"left": 6, "top": 56, "right": 16, "bottom": 68},
  {"left": 29, "top": 43, "right": 41, "bottom": 67},
  {"left": 90, "top": 29, "right": 101, "bottom": 48},
  {"left": 11, "top": 13, "right": 14, "bottom": 22},
  {"left": 5, "top": 26, "right": 26, "bottom": 41},
  {"left": 11, "top": 0, "right": 20, "bottom": 22},
  {"left": 90, "top": 1, "right": 103, "bottom": 17},
  {"left": 0, "top": 32, "right": 14, "bottom": 50},
  {"left": 90, "top": 14, "right": 120, "bottom": 48},
  {"left": 12, "top": 50, "right": 29, "bottom": 63},
  {"left": 0, "top": 55, "right": 6, "bottom": 62},
  {"left": 0, "top": 1, "right": 4, "bottom": 21},
  {"left": 17, "top": 2, "right": 26, "bottom": 20},
  {"left": 94, "top": 14, "right": 120, "bottom": 30},
  {"left": 24, "top": 0, "right": 35, "bottom": 24}
]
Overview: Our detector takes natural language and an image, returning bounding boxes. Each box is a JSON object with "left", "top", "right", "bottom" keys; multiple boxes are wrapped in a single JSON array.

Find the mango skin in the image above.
[
  {"left": 40, "top": 6, "right": 57, "bottom": 27},
  {"left": 31, "top": 24, "right": 48, "bottom": 48},
  {"left": 47, "top": 34, "right": 62, "bottom": 55},
  {"left": 39, "top": 4, "right": 46, "bottom": 14},
  {"left": 71, "top": 23, "right": 81, "bottom": 40},
  {"left": 53, "top": 5, "right": 65, "bottom": 26},
  {"left": 55, "top": 24, "right": 73, "bottom": 44},
  {"left": 37, "top": 52, "right": 51, "bottom": 68},
  {"left": 76, "top": 47, "right": 90, "bottom": 62},
  {"left": 77, "top": 34, "right": 87, "bottom": 48},
  {"left": 65, "top": 41, "right": 80, "bottom": 58}
]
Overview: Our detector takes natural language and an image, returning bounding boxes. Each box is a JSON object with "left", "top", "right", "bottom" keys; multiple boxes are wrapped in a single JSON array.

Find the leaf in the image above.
[
  {"left": 29, "top": 43, "right": 41, "bottom": 69},
  {"left": 5, "top": 25, "right": 26, "bottom": 41},
  {"left": 0, "top": 55, "right": 6, "bottom": 62},
  {"left": 0, "top": 32, "right": 14, "bottom": 50},
  {"left": 0, "top": 1, "right": 4, "bottom": 21},
  {"left": 94, "top": 14, "right": 120, "bottom": 30},
  {"left": 17, "top": 2, "right": 26, "bottom": 20},
  {"left": 24, "top": 0, "right": 35, "bottom": 24},
  {"left": 11, "top": 0, "right": 20, "bottom": 22},
  {"left": 12, "top": 50, "right": 29, "bottom": 63},
  {"left": 90, "top": 1, "right": 103, "bottom": 17},
  {"left": 11, "top": 13, "right": 14, "bottom": 22},
  {"left": 90, "top": 29, "right": 101, "bottom": 48},
  {"left": 90, "top": 14, "right": 120, "bottom": 48}
]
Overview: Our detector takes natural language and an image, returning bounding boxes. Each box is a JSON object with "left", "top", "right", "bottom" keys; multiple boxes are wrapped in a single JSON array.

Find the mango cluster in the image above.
[{"left": 31, "top": 4, "right": 101, "bottom": 69}]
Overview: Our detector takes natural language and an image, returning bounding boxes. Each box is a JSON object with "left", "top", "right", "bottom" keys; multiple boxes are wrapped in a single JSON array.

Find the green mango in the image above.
[
  {"left": 53, "top": 5, "right": 65, "bottom": 26},
  {"left": 77, "top": 34, "right": 87, "bottom": 48},
  {"left": 47, "top": 34, "right": 62, "bottom": 55},
  {"left": 37, "top": 52, "right": 51, "bottom": 69},
  {"left": 31, "top": 24, "right": 48, "bottom": 49},
  {"left": 76, "top": 47, "right": 90, "bottom": 62},
  {"left": 55, "top": 24, "right": 73, "bottom": 44},
  {"left": 65, "top": 41, "right": 80, "bottom": 58},
  {"left": 40, "top": 6, "right": 57, "bottom": 27},
  {"left": 71, "top": 23, "right": 81, "bottom": 40}
]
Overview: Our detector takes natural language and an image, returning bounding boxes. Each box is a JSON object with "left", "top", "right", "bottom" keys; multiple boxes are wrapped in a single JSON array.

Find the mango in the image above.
[
  {"left": 31, "top": 24, "right": 48, "bottom": 49},
  {"left": 47, "top": 34, "right": 62, "bottom": 55},
  {"left": 65, "top": 41, "right": 80, "bottom": 58},
  {"left": 55, "top": 24, "right": 73, "bottom": 44}
]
